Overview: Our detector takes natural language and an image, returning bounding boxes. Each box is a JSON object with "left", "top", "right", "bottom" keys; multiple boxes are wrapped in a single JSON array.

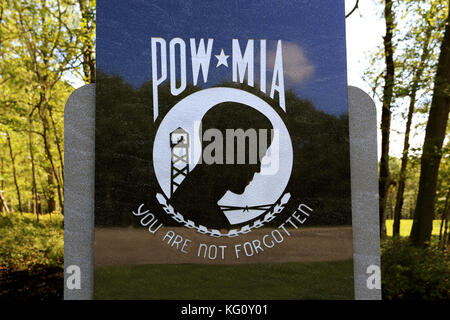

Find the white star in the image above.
[{"left": 215, "top": 49, "right": 229, "bottom": 68}]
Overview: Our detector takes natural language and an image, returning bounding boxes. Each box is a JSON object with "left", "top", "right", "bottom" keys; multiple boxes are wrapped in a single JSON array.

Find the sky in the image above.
[
  {"left": 96, "top": 0, "right": 349, "bottom": 116},
  {"left": 66, "top": 0, "right": 425, "bottom": 158}
]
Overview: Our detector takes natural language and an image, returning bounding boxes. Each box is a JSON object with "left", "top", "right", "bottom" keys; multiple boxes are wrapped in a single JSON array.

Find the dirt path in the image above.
[{"left": 94, "top": 226, "right": 353, "bottom": 267}]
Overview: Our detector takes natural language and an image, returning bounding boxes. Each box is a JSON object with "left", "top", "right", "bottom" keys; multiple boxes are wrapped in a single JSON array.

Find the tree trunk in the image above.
[
  {"left": 410, "top": 12, "right": 450, "bottom": 247},
  {"left": 439, "top": 189, "right": 449, "bottom": 249},
  {"left": 48, "top": 107, "right": 64, "bottom": 183},
  {"left": 0, "top": 191, "right": 9, "bottom": 214},
  {"left": 46, "top": 166, "right": 57, "bottom": 213},
  {"left": 443, "top": 216, "right": 448, "bottom": 249},
  {"left": 38, "top": 194, "right": 43, "bottom": 215},
  {"left": 39, "top": 107, "right": 64, "bottom": 214},
  {"left": 0, "top": 156, "right": 6, "bottom": 214},
  {"left": 379, "top": 0, "right": 395, "bottom": 238},
  {"left": 6, "top": 131, "right": 23, "bottom": 214},
  {"left": 28, "top": 117, "right": 39, "bottom": 221},
  {"left": 77, "top": 0, "right": 96, "bottom": 84},
  {"left": 393, "top": 29, "right": 432, "bottom": 237}
]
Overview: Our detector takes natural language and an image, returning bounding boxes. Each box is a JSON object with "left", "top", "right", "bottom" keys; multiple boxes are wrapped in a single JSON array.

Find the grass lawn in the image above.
[
  {"left": 94, "top": 260, "right": 354, "bottom": 300},
  {"left": 385, "top": 219, "right": 443, "bottom": 237}
]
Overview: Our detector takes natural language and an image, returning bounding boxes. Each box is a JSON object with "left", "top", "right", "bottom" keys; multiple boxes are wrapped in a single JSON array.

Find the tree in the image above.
[
  {"left": 436, "top": 140, "right": 449, "bottom": 248},
  {"left": 393, "top": 30, "right": 431, "bottom": 236},
  {"left": 392, "top": 1, "right": 447, "bottom": 236},
  {"left": 76, "top": 0, "right": 96, "bottom": 83},
  {"left": 0, "top": 0, "right": 94, "bottom": 217},
  {"left": 5, "top": 131, "right": 22, "bottom": 214},
  {"left": 346, "top": 0, "right": 360, "bottom": 18},
  {"left": 379, "top": 0, "right": 396, "bottom": 238},
  {"left": 410, "top": 5, "right": 450, "bottom": 247}
]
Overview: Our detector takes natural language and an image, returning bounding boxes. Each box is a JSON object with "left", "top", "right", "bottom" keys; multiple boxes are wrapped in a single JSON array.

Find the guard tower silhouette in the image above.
[{"left": 170, "top": 127, "right": 190, "bottom": 197}]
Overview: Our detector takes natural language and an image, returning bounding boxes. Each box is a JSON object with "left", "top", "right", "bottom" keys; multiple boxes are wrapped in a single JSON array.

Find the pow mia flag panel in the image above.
[{"left": 95, "top": 0, "right": 354, "bottom": 299}]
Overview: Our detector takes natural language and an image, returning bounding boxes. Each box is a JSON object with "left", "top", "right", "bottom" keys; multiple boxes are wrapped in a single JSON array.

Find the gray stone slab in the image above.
[
  {"left": 64, "top": 84, "right": 95, "bottom": 300},
  {"left": 348, "top": 86, "right": 382, "bottom": 300}
]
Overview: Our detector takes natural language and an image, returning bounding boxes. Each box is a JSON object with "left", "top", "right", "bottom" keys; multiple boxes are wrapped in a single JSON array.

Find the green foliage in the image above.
[
  {"left": 386, "top": 150, "right": 449, "bottom": 228},
  {"left": 0, "top": 213, "right": 63, "bottom": 271},
  {"left": 364, "top": 0, "right": 448, "bottom": 108},
  {"left": 381, "top": 238, "right": 449, "bottom": 300},
  {"left": 435, "top": 142, "right": 449, "bottom": 219},
  {"left": 0, "top": 0, "right": 96, "bottom": 215}
]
